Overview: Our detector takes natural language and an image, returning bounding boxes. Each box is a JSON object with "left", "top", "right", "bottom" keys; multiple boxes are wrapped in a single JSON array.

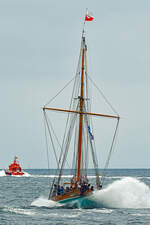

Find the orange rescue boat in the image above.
[{"left": 5, "top": 156, "right": 25, "bottom": 176}]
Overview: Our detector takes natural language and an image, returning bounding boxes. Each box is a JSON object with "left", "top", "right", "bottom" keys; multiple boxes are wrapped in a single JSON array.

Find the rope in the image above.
[
  {"left": 45, "top": 111, "right": 70, "bottom": 168},
  {"left": 43, "top": 111, "right": 59, "bottom": 168},
  {"left": 101, "top": 118, "right": 120, "bottom": 185},
  {"left": 43, "top": 114, "right": 50, "bottom": 170},
  {"left": 88, "top": 75, "right": 119, "bottom": 116},
  {"left": 56, "top": 44, "right": 82, "bottom": 172},
  {"left": 44, "top": 76, "right": 76, "bottom": 106},
  {"left": 57, "top": 113, "right": 77, "bottom": 184}
]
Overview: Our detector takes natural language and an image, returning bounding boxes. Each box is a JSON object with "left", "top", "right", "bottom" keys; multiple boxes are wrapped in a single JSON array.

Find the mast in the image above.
[{"left": 77, "top": 34, "right": 85, "bottom": 182}]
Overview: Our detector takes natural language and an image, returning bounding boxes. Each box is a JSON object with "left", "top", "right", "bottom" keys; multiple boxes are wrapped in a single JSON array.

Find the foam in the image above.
[
  {"left": 31, "top": 196, "right": 62, "bottom": 208},
  {"left": 23, "top": 171, "right": 31, "bottom": 177},
  {"left": 3, "top": 207, "right": 35, "bottom": 216},
  {"left": 91, "top": 177, "right": 150, "bottom": 208},
  {"left": 0, "top": 170, "right": 30, "bottom": 177},
  {"left": 32, "top": 177, "right": 150, "bottom": 209},
  {"left": 0, "top": 170, "right": 6, "bottom": 176}
]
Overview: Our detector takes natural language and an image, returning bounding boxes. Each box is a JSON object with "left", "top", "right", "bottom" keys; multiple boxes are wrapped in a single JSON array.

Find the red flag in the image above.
[{"left": 85, "top": 12, "right": 94, "bottom": 21}]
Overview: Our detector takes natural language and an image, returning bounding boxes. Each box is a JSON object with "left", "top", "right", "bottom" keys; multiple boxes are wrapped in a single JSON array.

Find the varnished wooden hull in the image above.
[{"left": 52, "top": 189, "right": 92, "bottom": 205}]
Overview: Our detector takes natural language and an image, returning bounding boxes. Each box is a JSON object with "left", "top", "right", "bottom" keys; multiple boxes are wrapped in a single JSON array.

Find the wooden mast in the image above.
[{"left": 77, "top": 37, "right": 85, "bottom": 182}]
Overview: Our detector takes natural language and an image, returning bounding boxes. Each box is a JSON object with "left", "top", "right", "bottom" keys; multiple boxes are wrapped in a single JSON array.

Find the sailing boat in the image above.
[{"left": 43, "top": 12, "right": 120, "bottom": 204}]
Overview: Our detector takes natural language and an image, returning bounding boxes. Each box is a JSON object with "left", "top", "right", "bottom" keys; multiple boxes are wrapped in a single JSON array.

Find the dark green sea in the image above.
[{"left": 0, "top": 169, "right": 150, "bottom": 224}]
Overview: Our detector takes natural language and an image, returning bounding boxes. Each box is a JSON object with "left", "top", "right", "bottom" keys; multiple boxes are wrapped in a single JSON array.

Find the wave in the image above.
[
  {"left": 31, "top": 177, "right": 150, "bottom": 209},
  {"left": 90, "top": 177, "right": 150, "bottom": 208},
  {"left": 1, "top": 170, "right": 149, "bottom": 180},
  {"left": 0, "top": 170, "right": 6, "bottom": 176},
  {"left": 30, "top": 175, "right": 73, "bottom": 178},
  {"left": 3, "top": 207, "right": 35, "bottom": 216},
  {"left": 0, "top": 170, "right": 31, "bottom": 177},
  {"left": 21, "top": 175, "right": 125, "bottom": 179},
  {"left": 31, "top": 196, "right": 62, "bottom": 208}
]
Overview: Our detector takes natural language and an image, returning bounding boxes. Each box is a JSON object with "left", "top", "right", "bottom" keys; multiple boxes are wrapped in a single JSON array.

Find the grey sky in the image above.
[{"left": 0, "top": 0, "right": 150, "bottom": 168}]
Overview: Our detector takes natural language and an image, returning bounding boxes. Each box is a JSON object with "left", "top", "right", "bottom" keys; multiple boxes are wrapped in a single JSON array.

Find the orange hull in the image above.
[
  {"left": 5, "top": 156, "right": 24, "bottom": 176},
  {"left": 11, "top": 171, "right": 24, "bottom": 176},
  {"left": 5, "top": 170, "right": 25, "bottom": 176}
]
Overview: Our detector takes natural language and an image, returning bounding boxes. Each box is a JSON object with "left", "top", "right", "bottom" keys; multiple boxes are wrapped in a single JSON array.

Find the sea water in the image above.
[{"left": 0, "top": 169, "right": 150, "bottom": 224}]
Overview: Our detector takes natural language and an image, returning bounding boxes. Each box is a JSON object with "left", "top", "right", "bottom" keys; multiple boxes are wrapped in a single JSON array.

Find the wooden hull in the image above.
[
  {"left": 56, "top": 191, "right": 104, "bottom": 208},
  {"left": 52, "top": 189, "right": 93, "bottom": 205}
]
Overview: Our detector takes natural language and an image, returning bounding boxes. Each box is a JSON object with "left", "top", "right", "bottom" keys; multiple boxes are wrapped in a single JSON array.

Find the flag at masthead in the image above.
[{"left": 85, "top": 10, "right": 94, "bottom": 21}]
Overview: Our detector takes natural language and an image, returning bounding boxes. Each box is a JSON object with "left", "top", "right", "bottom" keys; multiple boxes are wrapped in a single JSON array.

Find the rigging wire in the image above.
[
  {"left": 84, "top": 45, "right": 90, "bottom": 173},
  {"left": 54, "top": 39, "right": 83, "bottom": 182},
  {"left": 45, "top": 37, "right": 83, "bottom": 108},
  {"left": 72, "top": 119, "right": 77, "bottom": 171},
  {"left": 44, "top": 111, "right": 70, "bottom": 168},
  {"left": 44, "top": 76, "right": 76, "bottom": 106},
  {"left": 57, "top": 113, "right": 77, "bottom": 184},
  {"left": 84, "top": 112, "right": 101, "bottom": 188},
  {"left": 43, "top": 113, "right": 50, "bottom": 170},
  {"left": 88, "top": 75, "right": 119, "bottom": 116},
  {"left": 43, "top": 111, "right": 59, "bottom": 168},
  {"left": 43, "top": 113, "right": 55, "bottom": 196},
  {"left": 101, "top": 118, "right": 120, "bottom": 185},
  {"left": 72, "top": 103, "right": 80, "bottom": 172},
  {"left": 56, "top": 51, "right": 82, "bottom": 171},
  {"left": 48, "top": 41, "right": 83, "bottom": 196}
]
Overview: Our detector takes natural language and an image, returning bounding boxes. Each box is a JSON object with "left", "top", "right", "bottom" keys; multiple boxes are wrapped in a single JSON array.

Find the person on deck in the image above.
[
  {"left": 60, "top": 186, "right": 64, "bottom": 195},
  {"left": 91, "top": 186, "right": 94, "bottom": 191},
  {"left": 57, "top": 185, "right": 61, "bottom": 195},
  {"left": 98, "top": 183, "right": 102, "bottom": 189},
  {"left": 66, "top": 186, "right": 69, "bottom": 192}
]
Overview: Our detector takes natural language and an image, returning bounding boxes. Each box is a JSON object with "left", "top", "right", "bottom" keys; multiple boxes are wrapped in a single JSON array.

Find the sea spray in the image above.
[
  {"left": 0, "top": 170, "right": 6, "bottom": 176},
  {"left": 31, "top": 177, "right": 150, "bottom": 209},
  {"left": 91, "top": 177, "right": 150, "bottom": 208},
  {"left": 3, "top": 207, "right": 35, "bottom": 216},
  {"left": 22, "top": 171, "right": 31, "bottom": 177},
  {"left": 0, "top": 170, "right": 31, "bottom": 177},
  {"left": 31, "top": 196, "right": 62, "bottom": 208}
]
